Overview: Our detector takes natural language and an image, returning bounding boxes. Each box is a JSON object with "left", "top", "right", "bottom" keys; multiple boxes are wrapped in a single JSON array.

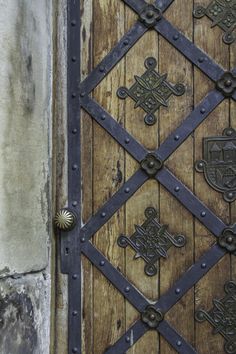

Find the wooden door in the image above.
[{"left": 55, "top": 0, "right": 236, "bottom": 353}]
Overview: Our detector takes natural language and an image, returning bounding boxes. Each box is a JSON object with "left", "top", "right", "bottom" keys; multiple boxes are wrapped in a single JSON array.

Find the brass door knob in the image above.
[{"left": 54, "top": 209, "right": 77, "bottom": 231}]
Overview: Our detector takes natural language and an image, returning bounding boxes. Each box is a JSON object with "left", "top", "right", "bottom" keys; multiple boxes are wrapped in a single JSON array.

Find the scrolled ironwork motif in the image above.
[
  {"left": 195, "top": 128, "right": 236, "bottom": 202},
  {"left": 117, "top": 207, "right": 186, "bottom": 276},
  {"left": 117, "top": 57, "right": 185, "bottom": 126},
  {"left": 195, "top": 281, "right": 236, "bottom": 354},
  {"left": 193, "top": 0, "right": 236, "bottom": 44},
  {"left": 219, "top": 226, "right": 236, "bottom": 253},
  {"left": 216, "top": 72, "right": 236, "bottom": 97}
]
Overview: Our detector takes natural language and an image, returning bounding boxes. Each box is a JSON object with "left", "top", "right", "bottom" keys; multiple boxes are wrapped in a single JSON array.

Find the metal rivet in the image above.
[
  {"left": 80, "top": 237, "right": 85, "bottom": 243},
  {"left": 72, "top": 274, "right": 78, "bottom": 280},
  {"left": 100, "top": 260, "right": 105, "bottom": 266},
  {"left": 124, "top": 39, "right": 129, "bottom": 45},
  {"left": 72, "top": 56, "right": 77, "bottom": 62},
  {"left": 71, "top": 20, "right": 76, "bottom": 26},
  {"left": 198, "top": 57, "right": 205, "bottom": 63},
  {"left": 72, "top": 348, "right": 78, "bottom": 353},
  {"left": 72, "top": 201, "right": 78, "bottom": 207},
  {"left": 99, "top": 66, "right": 105, "bottom": 72},
  {"left": 101, "top": 114, "right": 106, "bottom": 120},
  {"left": 176, "top": 340, "right": 182, "bottom": 347},
  {"left": 72, "top": 128, "right": 77, "bottom": 134},
  {"left": 201, "top": 263, "right": 207, "bottom": 269},
  {"left": 201, "top": 211, "right": 206, "bottom": 217},
  {"left": 125, "top": 138, "right": 130, "bottom": 144},
  {"left": 125, "top": 187, "right": 130, "bottom": 193},
  {"left": 80, "top": 92, "right": 85, "bottom": 97},
  {"left": 175, "top": 288, "right": 181, "bottom": 294},
  {"left": 174, "top": 135, "right": 180, "bottom": 141},
  {"left": 125, "top": 286, "right": 130, "bottom": 293},
  {"left": 72, "top": 164, "right": 78, "bottom": 170},
  {"left": 175, "top": 186, "right": 180, "bottom": 192},
  {"left": 101, "top": 212, "right": 106, "bottom": 218},
  {"left": 72, "top": 92, "right": 76, "bottom": 98},
  {"left": 126, "top": 336, "right": 130, "bottom": 343},
  {"left": 72, "top": 311, "right": 78, "bottom": 316},
  {"left": 228, "top": 192, "right": 234, "bottom": 198},
  {"left": 200, "top": 108, "right": 206, "bottom": 114},
  {"left": 173, "top": 34, "right": 179, "bottom": 40}
]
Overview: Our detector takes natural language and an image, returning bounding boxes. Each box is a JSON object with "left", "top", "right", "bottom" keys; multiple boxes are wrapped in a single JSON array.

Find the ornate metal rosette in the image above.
[
  {"left": 216, "top": 72, "right": 236, "bottom": 97},
  {"left": 218, "top": 226, "right": 236, "bottom": 254},
  {"left": 195, "top": 128, "right": 236, "bottom": 202},
  {"left": 117, "top": 57, "right": 185, "bottom": 126},
  {"left": 195, "top": 281, "right": 236, "bottom": 354},
  {"left": 117, "top": 207, "right": 186, "bottom": 276},
  {"left": 54, "top": 209, "right": 77, "bottom": 231},
  {"left": 139, "top": 4, "right": 162, "bottom": 28},
  {"left": 193, "top": 0, "right": 236, "bottom": 44},
  {"left": 140, "top": 153, "right": 163, "bottom": 177},
  {"left": 141, "top": 305, "right": 164, "bottom": 328}
]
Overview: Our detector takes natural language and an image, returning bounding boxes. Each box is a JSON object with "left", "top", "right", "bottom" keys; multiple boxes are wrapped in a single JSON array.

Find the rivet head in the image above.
[
  {"left": 100, "top": 260, "right": 105, "bottom": 266},
  {"left": 124, "top": 39, "right": 129, "bottom": 45},
  {"left": 101, "top": 114, "right": 106, "bottom": 120},
  {"left": 101, "top": 212, "right": 106, "bottom": 218},
  {"left": 125, "top": 138, "right": 130, "bottom": 144},
  {"left": 173, "top": 34, "right": 179, "bottom": 40},
  {"left": 71, "top": 20, "right": 76, "bottom": 26},
  {"left": 125, "top": 286, "right": 130, "bottom": 293},
  {"left": 201, "top": 263, "right": 207, "bottom": 269},
  {"left": 174, "top": 135, "right": 180, "bottom": 141},
  {"left": 175, "top": 288, "right": 181, "bottom": 294},
  {"left": 72, "top": 274, "right": 78, "bottom": 280},
  {"left": 72, "top": 201, "right": 78, "bottom": 207},
  {"left": 126, "top": 336, "right": 130, "bottom": 343},
  {"left": 72, "top": 56, "right": 77, "bottom": 62},
  {"left": 72, "top": 128, "right": 78, "bottom": 134},
  {"left": 72, "top": 311, "right": 78, "bottom": 316},
  {"left": 80, "top": 237, "right": 86, "bottom": 243},
  {"left": 125, "top": 187, "right": 130, "bottom": 193},
  {"left": 201, "top": 211, "right": 206, "bottom": 217},
  {"left": 72, "top": 348, "right": 78, "bottom": 353},
  {"left": 72, "top": 164, "right": 78, "bottom": 170},
  {"left": 99, "top": 66, "right": 105, "bottom": 72},
  {"left": 54, "top": 209, "right": 77, "bottom": 231},
  {"left": 200, "top": 108, "right": 206, "bottom": 114},
  {"left": 175, "top": 186, "right": 180, "bottom": 192},
  {"left": 176, "top": 340, "right": 182, "bottom": 347}
]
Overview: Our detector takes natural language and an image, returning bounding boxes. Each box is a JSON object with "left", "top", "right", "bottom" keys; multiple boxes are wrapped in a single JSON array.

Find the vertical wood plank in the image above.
[
  {"left": 92, "top": 1, "right": 126, "bottom": 353},
  {"left": 125, "top": 2, "right": 160, "bottom": 352},
  {"left": 159, "top": 1, "right": 194, "bottom": 353},
  {"left": 194, "top": 0, "right": 231, "bottom": 352}
]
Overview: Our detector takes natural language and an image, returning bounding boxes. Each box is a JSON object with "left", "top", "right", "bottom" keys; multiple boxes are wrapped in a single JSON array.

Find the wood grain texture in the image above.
[
  {"left": 92, "top": 1, "right": 126, "bottom": 353},
  {"left": 194, "top": 0, "right": 231, "bottom": 353},
  {"left": 159, "top": 1, "right": 194, "bottom": 352}
]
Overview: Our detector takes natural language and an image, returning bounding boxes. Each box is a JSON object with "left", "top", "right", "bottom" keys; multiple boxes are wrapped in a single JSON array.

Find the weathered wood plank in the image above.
[
  {"left": 92, "top": 1, "right": 126, "bottom": 353},
  {"left": 194, "top": 0, "right": 231, "bottom": 353},
  {"left": 159, "top": 0, "right": 194, "bottom": 352}
]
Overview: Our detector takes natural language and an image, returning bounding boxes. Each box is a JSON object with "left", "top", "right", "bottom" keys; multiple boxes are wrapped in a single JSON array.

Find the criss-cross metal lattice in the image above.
[{"left": 65, "top": 0, "right": 236, "bottom": 353}]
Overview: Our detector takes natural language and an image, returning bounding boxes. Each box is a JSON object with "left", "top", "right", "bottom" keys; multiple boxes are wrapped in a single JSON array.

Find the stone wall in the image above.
[{"left": 0, "top": 1, "right": 52, "bottom": 353}]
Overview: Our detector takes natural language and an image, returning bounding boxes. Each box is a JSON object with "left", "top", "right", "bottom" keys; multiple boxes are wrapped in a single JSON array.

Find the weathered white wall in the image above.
[
  {"left": 0, "top": 0, "right": 51, "bottom": 277},
  {"left": 0, "top": 1, "right": 52, "bottom": 353}
]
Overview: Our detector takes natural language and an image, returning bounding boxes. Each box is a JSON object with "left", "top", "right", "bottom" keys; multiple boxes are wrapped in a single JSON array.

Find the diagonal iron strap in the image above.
[
  {"left": 81, "top": 96, "right": 147, "bottom": 162},
  {"left": 156, "top": 167, "right": 227, "bottom": 237},
  {"left": 80, "top": 169, "right": 148, "bottom": 242},
  {"left": 107, "top": 244, "right": 226, "bottom": 353},
  {"left": 156, "top": 90, "right": 225, "bottom": 161},
  {"left": 122, "top": 0, "right": 146, "bottom": 13},
  {"left": 154, "top": 18, "right": 225, "bottom": 82},
  {"left": 80, "top": 22, "right": 148, "bottom": 95},
  {"left": 81, "top": 241, "right": 149, "bottom": 312}
]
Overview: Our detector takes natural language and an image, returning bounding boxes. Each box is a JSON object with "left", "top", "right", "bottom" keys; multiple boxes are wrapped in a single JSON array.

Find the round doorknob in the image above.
[{"left": 54, "top": 209, "right": 77, "bottom": 231}]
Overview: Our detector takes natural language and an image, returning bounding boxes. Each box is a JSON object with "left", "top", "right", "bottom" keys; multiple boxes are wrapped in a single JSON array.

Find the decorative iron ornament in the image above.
[
  {"left": 139, "top": 4, "right": 162, "bottom": 28},
  {"left": 219, "top": 226, "right": 236, "bottom": 253},
  {"left": 193, "top": 0, "right": 236, "bottom": 44},
  {"left": 141, "top": 305, "right": 164, "bottom": 328},
  {"left": 140, "top": 153, "right": 163, "bottom": 177},
  {"left": 117, "top": 207, "right": 186, "bottom": 276},
  {"left": 195, "top": 281, "right": 236, "bottom": 354},
  {"left": 117, "top": 57, "right": 185, "bottom": 126},
  {"left": 216, "top": 72, "right": 236, "bottom": 97},
  {"left": 196, "top": 128, "right": 236, "bottom": 202}
]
